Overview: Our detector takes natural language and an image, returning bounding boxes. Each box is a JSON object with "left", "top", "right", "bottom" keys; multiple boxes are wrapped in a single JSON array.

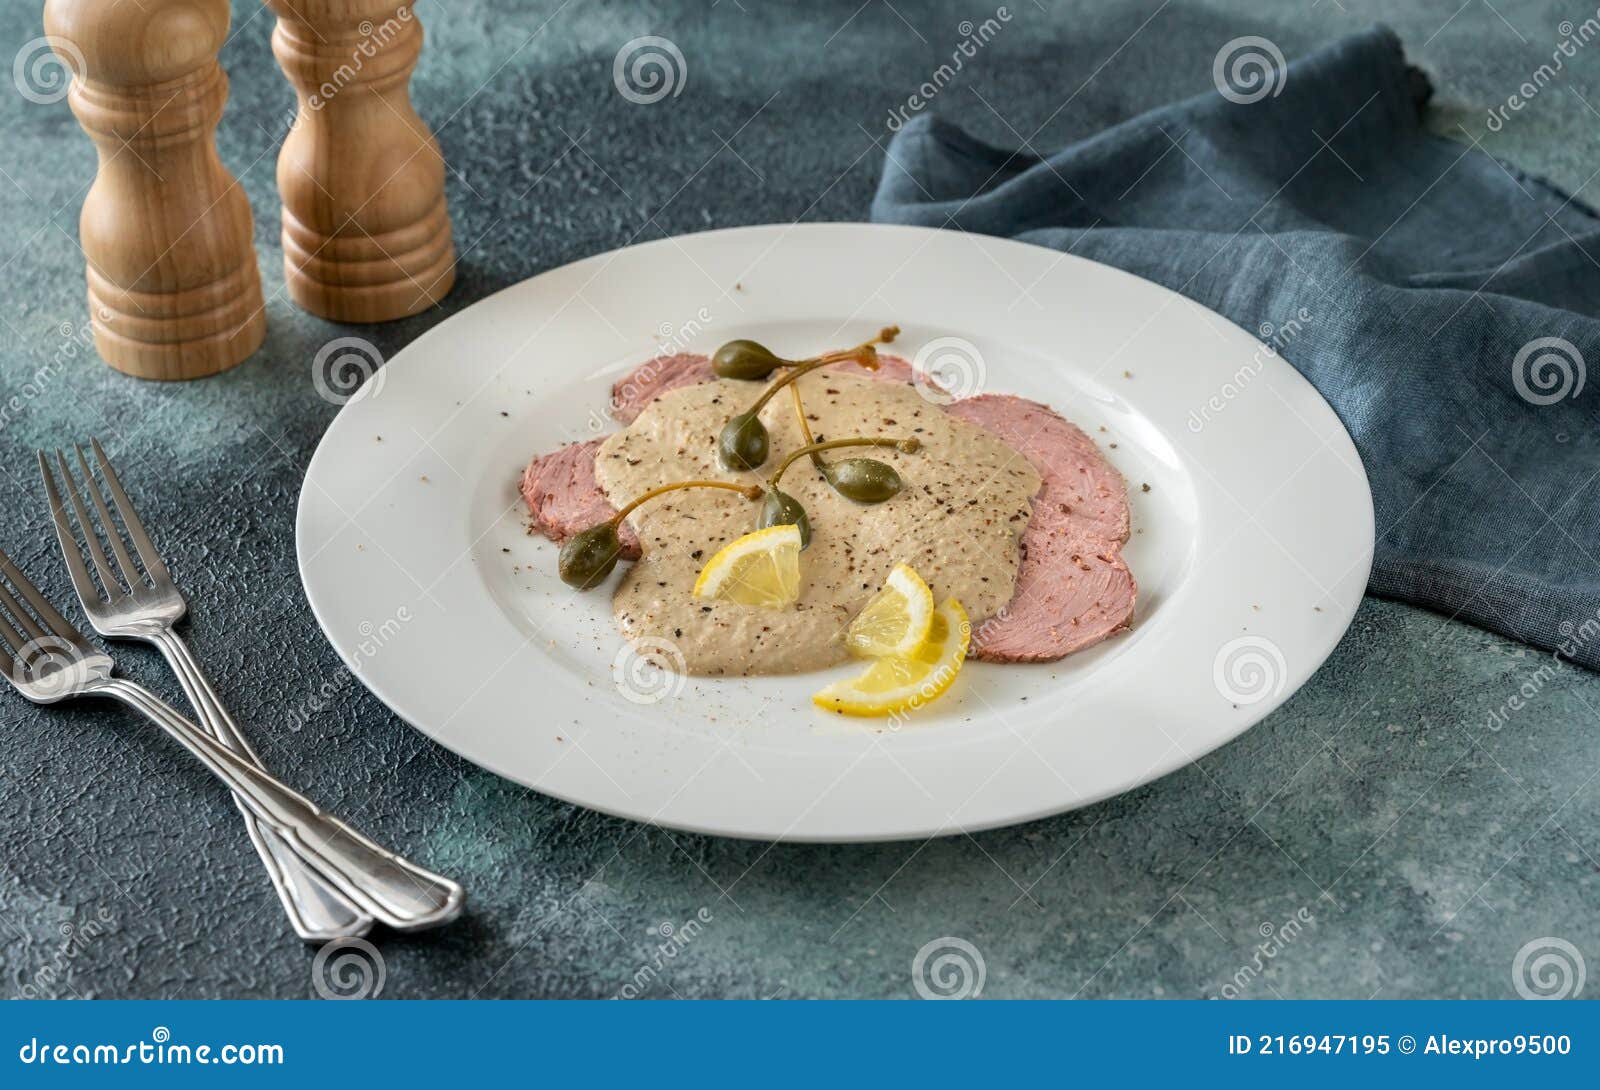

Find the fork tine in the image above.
[
  {"left": 39, "top": 452, "right": 107, "bottom": 609},
  {"left": 52, "top": 450, "right": 123, "bottom": 595},
  {"left": 0, "top": 583, "right": 26, "bottom": 657},
  {"left": 89, "top": 438, "right": 171, "bottom": 584},
  {"left": 0, "top": 547, "right": 82, "bottom": 644},
  {"left": 74, "top": 444, "right": 143, "bottom": 590},
  {"left": 0, "top": 559, "right": 50, "bottom": 647}
]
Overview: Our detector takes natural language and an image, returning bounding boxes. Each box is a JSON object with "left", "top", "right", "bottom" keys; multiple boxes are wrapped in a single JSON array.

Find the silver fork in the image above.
[
  {"left": 0, "top": 547, "right": 464, "bottom": 930},
  {"left": 30, "top": 448, "right": 463, "bottom": 934},
  {"left": 39, "top": 441, "right": 372, "bottom": 941}
]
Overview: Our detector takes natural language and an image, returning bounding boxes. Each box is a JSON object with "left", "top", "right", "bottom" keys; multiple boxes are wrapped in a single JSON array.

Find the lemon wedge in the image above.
[
  {"left": 692, "top": 524, "right": 802, "bottom": 608},
  {"left": 814, "top": 598, "right": 969, "bottom": 717},
  {"left": 845, "top": 562, "right": 935, "bottom": 659}
]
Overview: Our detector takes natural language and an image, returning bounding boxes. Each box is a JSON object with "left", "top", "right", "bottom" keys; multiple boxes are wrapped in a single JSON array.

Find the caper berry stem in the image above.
[
  {"left": 768, "top": 437, "right": 920, "bottom": 489},
  {"left": 610, "top": 479, "right": 762, "bottom": 525},
  {"left": 741, "top": 329, "right": 900, "bottom": 418},
  {"left": 560, "top": 479, "right": 764, "bottom": 589},
  {"left": 789, "top": 383, "right": 815, "bottom": 444},
  {"left": 744, "top": 354, "right": 865, "bottom": 418},
  {"left": 717, "top": 330, "right": 903, "bottom": 471},
  {"left": 788, "top": 384, "right": 828, "bottom": 470},
  {"left": 783, "top": 327, "right": 900, "bottom": 375}
]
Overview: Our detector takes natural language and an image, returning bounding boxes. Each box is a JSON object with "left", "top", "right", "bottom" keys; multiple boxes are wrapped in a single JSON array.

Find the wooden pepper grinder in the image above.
[
  {"left": 43, "top": 0, "right": 266, "bottom": 379},
  {"left": 268, "top": 1, "right": 455, "bottom": 323}
]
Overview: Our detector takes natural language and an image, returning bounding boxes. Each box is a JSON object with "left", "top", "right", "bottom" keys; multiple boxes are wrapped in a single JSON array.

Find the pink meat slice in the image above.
[
  {"left": 519, "top": 437, "right": 641, "bottom": 558},
  {"left": 523, "top": 359, "right": 1136, "bottom": 663},
  {"left": 608, "top": 353, "right": 714, "bottom": 425},
  {"left": 945, "top": 395, "right": 1136, "bottom": 662},
  {"left": 944, "top": 395, "right": 1129, "bottom": 544}
]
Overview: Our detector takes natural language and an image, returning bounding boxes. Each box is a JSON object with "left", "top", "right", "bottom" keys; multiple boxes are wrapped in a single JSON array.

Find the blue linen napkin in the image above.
[{"left": 872, "top": 24, "right": 1600, "bottom": 670}]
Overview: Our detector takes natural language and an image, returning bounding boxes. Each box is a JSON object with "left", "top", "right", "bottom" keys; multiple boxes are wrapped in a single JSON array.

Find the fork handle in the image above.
[
  {"left": 99, "top": 678, "right": 465, "bottom": 932},
  {"left": 147, "top": 628, "right": 374, "bottom": 942}
]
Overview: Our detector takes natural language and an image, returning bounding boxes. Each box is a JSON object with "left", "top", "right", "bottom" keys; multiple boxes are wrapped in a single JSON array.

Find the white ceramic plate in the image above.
[{"left": 297, "top": 223, "right": 1372, "bottom": 842}]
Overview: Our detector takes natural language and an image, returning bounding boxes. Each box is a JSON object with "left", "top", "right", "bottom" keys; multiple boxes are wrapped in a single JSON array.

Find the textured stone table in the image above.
[{"left": 1, "top": 0, "right": 1595, "bottom": 999}]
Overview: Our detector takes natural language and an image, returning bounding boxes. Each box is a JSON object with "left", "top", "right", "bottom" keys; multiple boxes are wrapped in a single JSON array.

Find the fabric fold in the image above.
[{"left": 872, "top": 24, "right": 1600, "bottom": 669}]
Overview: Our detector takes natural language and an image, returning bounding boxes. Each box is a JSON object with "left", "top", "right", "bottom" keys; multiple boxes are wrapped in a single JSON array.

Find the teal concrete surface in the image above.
[{"left": 0, "top": 0, "right": 1594, "bottom": 998}]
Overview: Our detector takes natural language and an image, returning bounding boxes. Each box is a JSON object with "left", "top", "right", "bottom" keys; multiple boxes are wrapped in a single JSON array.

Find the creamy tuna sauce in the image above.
[{"left": 593, "top": 371, "right": 1042, "bottom": 675}]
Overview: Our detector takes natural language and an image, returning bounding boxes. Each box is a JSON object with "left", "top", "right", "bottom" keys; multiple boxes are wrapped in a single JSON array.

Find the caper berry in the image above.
[
  {"left": 557, "top": 479, "right": 762, "bottom": 590},
  {"left": 558, "top": 524, "right": 622, "bottom": 589},
  {"left": 766, "top": 437, "right": 916, "bottom": 510},
  {"left": 758, "top": 488, "right": 812, "bottom": 548},
  {"left": 716, "top": 330, "right": 899, "bottom": 470},
  {"left": 822, "top": 458, "right": 903, "bottom": 503},
  {"left": 712, "top": 340, "right": 785, "bottom": 381},
  {"left": 718, "top": 411, "right": 769, "bottom": 470}
]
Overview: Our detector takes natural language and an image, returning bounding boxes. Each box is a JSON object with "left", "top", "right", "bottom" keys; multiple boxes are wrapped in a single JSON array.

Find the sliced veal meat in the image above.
[
  {"left": 526, "top": 361, "right": 1136, "bottom": 664},
  {"left": 519, "top": 438, "right": 641, "bottom": 557},
  {"left": 608, "top": 353, "right": 713, "bottom": 424},
  {"left": 944, "top": 395, "right": 1130, "bottom": 545},
  {"left": 945, "top": 394, "right": 1136, "bottom": 662},
  {"left": 969, "top": 525, "right": 1137, "bottom": 662},
  {"left": 609, "top": 352, "right": 920, "bottom": 423}
]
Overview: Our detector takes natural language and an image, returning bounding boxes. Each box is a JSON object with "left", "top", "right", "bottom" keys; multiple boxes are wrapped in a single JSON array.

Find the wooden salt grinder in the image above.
[
  {"left": 268, "top": 2, "right": 456, "bottom": 323},
  {"left": 43, "top": 0, "right": 266, "bottom": 379}
]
